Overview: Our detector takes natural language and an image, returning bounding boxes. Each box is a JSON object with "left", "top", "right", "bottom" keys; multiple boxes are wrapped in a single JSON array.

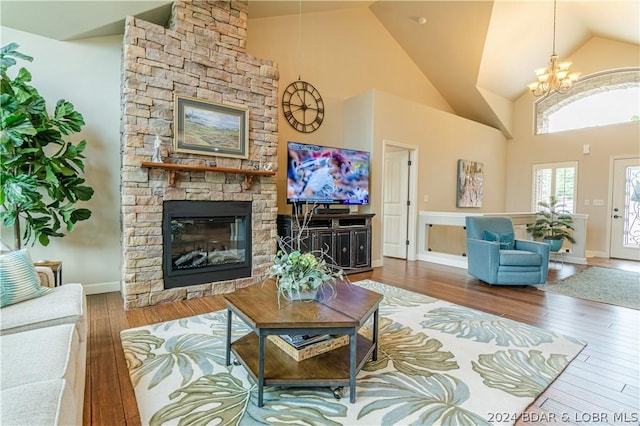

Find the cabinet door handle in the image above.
[
  {"left": 342, "top": 247, "right": 347, "bottom": 253},
  {"left": 359, "top": 245, "right": 364, "bottom": 250}
]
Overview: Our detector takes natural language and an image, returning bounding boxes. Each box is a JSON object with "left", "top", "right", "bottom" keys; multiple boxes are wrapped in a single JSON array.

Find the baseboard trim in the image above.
[
  {"left": 83, "top": 281, "right": 120, "bottom": 295},
  {"left": 586, "top": 250, "right": 608, "bottom": 259},
  {"left": 417, "top": 252, "right": 468, "bottom": 270}
]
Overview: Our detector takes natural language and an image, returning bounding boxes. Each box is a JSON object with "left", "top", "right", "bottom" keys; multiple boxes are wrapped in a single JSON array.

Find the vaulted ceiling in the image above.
[{"left": 2, "top": 0, "right": 638, "bottom": 137}]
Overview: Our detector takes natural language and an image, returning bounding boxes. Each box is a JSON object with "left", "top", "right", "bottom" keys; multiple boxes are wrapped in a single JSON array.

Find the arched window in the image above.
[{"left": 535, "top": 68, "right": 640, "bottom": 135}]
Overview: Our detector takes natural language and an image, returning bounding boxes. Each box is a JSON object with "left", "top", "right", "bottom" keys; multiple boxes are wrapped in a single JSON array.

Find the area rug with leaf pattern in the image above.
[{"left": 121, "top": 280, "right": 585, "bottom": 426}]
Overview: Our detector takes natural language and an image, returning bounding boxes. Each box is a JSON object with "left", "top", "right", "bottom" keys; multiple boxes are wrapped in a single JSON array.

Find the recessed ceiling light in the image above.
[{"left": 417, "top": 17, "right": 427, "bottom": 25}]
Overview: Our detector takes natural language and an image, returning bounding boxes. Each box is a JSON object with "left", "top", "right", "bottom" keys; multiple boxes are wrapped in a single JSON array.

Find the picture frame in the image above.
[
  {"left": 174, "top": 95, "right": 249, "bottom": 159},
  {"left": 456, "top": 159, "right": 484, "bottom": 208}
]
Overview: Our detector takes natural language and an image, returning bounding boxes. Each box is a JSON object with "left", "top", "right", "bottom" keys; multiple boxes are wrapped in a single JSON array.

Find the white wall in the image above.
[
  {"left": 1, "top": 27, "right": 122, "bottom": 292},
  {"left": 246, "top": 8, "right": 511, "bottom": 268},
  {"left": 346, "top": 90, "right": 508, "bottom": 266},
  {"left": 246, "top": 7, "right": 453, "bottom": 213},
  {"left": 506, "top": 37, "right": 640, "bottom": 256}
]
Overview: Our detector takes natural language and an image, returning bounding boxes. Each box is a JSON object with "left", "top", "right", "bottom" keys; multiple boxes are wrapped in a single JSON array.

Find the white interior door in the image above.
[
  {"left": 383, "top": 149, "right": 409, "bottom": 259},
  {"left": 610, "top": 157, "right": 640, "bottom": 260}
]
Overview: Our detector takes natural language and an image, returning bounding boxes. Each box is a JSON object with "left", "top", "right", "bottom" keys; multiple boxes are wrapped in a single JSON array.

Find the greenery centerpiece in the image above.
[
  {"left": 526, "top": 195, "right": 576, "bottom": 252},
  {"left": 0, "top": 43, "right": 94, "bottom": 249},
  {"left": 266, "top": 208, "right": 345, "bottom": 302}
]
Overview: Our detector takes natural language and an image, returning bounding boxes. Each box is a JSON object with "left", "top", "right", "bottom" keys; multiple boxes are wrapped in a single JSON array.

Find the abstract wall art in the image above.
[{"left": 457, "top": 159, "right": 484, "bottom": 208}]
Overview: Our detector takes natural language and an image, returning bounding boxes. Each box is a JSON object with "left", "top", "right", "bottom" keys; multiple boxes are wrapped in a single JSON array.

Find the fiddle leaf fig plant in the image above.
[{"left": 1, "top": 43, "right": 94, "bottom": 249}]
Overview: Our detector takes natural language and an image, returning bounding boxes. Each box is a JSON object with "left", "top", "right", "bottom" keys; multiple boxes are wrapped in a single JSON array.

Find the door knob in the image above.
[{"left": 613, "top": 215, "right": 620, "bottom": 219}]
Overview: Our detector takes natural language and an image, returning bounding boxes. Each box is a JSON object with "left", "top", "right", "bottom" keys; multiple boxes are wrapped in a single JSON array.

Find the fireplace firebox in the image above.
[{"left": 162, "top": 201, "right": 252, "bottom": 289}]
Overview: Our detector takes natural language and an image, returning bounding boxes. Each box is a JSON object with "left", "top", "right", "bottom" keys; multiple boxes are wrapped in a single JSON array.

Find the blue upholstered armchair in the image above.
[{"left": 465, "top": 216, "right": 550, "bottom": 285}]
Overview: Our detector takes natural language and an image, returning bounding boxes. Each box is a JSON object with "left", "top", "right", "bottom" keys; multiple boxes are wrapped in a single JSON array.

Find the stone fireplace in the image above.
[{"left": 120, "top": 1, "right": 279, "bottom": 309}]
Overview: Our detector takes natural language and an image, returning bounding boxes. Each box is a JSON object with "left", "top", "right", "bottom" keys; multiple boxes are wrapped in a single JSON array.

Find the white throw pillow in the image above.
[{"left": 0, "top": 249, "right": 53, "bottom": 308}]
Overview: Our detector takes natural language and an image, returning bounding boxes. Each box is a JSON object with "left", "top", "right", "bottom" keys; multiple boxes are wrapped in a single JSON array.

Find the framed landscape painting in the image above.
[
  {"left": 174, "top": 95, "right": 249, "bottom": 159},
  {"left": 457, "top": 159, "right": 484, "bottom": 208}
]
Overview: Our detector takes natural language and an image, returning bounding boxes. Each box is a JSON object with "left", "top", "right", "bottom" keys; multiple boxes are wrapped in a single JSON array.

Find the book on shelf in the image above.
[
  {"left": 280, "top": 334, "right": 331, "bottom": 349},
  {"left": 268, "top": 334, "right": 350, "bottom": 361}
]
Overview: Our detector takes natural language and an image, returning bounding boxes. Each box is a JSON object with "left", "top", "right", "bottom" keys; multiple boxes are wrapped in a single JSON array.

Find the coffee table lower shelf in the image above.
[{"left": 230, "top": 332, "right": 375, "bottom": 393}]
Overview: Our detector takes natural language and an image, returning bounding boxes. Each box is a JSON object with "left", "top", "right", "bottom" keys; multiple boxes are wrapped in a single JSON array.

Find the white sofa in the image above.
[{"left": 0, "top": 268, "right": 87, "bottom": 426}]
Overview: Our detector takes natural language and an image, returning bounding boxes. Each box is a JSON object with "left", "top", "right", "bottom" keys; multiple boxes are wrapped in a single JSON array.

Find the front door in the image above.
[{"left": 610, "top": 157, "right": 640, "bottom": 260}]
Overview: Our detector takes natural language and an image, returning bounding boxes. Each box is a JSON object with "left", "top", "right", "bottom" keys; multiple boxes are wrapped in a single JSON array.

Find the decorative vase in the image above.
[
  {"left": 544, "top": 238, "right": 563, "bottom": 252},
  {"left": 284, "top": 288, "right": 318, "bottom": 301}
]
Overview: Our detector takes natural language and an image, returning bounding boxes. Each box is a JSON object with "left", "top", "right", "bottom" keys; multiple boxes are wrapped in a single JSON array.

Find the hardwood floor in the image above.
[{"left": 84, "top": 258, "right": 639, "bottom": 425}]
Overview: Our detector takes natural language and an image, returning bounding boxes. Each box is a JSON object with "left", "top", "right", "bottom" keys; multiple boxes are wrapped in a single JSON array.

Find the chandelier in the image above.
[{"left": 528, "top": 0, "right": 580, "bottom": 97}]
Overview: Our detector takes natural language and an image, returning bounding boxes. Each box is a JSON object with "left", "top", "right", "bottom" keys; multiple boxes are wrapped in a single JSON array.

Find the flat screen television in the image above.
[{"left": 286, "top": 141, "right": 370, "bottom": 205}]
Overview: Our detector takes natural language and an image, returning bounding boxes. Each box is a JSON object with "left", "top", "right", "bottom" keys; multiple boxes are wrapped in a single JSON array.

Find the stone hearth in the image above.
[{"left": 120, "top": 1, "right": 278, "bottom": 309}]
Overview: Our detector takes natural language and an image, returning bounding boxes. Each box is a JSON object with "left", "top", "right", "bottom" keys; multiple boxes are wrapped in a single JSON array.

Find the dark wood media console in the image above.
[{"left": 277, "top": 213, "right": 374, "bottom": 274}]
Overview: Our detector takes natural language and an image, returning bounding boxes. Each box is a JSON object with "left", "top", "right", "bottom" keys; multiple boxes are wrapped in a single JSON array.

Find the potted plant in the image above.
[
  {"left": 265, "top": 207, "right": 345, "bottom": 302},
  {"left": 1, "top": 43, "right": 94, "bottom": 249},
  {"left": 526, "top": 195, "right": 576, "bottom": 252}
]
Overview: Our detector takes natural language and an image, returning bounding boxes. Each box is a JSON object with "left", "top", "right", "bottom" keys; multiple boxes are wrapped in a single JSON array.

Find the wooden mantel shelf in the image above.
[{"left": 141, "top": 161, "right": 276, "bottom": 189}]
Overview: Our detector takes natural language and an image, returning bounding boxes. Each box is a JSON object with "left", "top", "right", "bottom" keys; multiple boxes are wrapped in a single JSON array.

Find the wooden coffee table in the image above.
[{"left": 224, "top": 279, "right": 382, "bottom": 406}]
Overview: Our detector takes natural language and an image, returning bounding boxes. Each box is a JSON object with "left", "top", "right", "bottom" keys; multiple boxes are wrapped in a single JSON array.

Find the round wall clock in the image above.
[{"left": 282, "top": 80, "right": 325, "bottom": 133}]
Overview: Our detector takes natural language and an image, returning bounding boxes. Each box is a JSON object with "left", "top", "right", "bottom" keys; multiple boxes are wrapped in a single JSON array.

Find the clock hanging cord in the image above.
[{"left": 297, "top": 0, "right": 302, "bottom": 81}]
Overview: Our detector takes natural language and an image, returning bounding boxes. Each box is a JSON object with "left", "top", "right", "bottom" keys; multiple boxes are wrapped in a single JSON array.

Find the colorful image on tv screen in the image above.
[{"left": 287, "top": 142, "right": 370, "bottom": 205}]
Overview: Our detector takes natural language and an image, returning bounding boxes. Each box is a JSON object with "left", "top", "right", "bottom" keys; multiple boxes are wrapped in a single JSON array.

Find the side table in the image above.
[
  {"left": 549, "top": 251, "right": 565, "bottom": 268},
  {"left": 34, "top": 260, "right": 62, "bottom": 286}
]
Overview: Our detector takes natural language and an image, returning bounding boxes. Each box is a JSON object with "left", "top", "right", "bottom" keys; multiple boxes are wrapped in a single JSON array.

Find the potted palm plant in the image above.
[{"left": 526, "top": 195, "right": 576, "bottom": 252}]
